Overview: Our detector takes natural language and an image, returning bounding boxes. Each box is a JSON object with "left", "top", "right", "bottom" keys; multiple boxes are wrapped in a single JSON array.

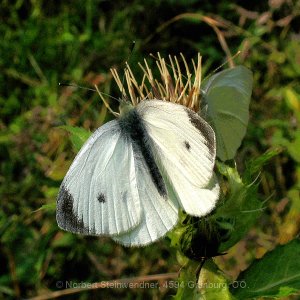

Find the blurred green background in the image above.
[{"left": 1, "top": 1, "right": 300, "bottom": 299}]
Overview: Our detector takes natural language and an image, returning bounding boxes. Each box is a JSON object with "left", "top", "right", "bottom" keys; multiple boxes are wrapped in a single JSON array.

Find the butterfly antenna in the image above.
[
  {"left": 59, "top": 82, "right": 97, "bottom": 92},
  {"left": 202, "top": 50, "right": 241, "bottom": 84},
  {"left": 120, "top": 41, "right": 136, "bottom": 101},
  {"left": 59, "top": 82, "right": 120, "bottom": 117},
  {"left": 94, "top": 85, "right": 119, "bottom": 117}
]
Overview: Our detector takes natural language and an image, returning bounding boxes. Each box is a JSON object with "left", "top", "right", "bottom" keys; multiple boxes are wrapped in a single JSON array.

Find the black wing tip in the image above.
[
  {"left": 185, "top": 108, "right": 215, "bottom": 156},
  {"left": 56, "top": 184, "right": 91, "bottom": 234}
]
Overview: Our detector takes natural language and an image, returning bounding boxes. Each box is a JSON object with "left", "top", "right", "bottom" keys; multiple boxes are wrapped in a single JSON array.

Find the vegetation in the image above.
[{"left": 1, "top": 1, "right": 300, "bottom": 299}]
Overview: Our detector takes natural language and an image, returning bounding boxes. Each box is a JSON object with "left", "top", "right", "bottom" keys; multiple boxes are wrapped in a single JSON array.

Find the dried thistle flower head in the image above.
[{"left": 109, "top": 52, "right": 203, "bottom": 113}]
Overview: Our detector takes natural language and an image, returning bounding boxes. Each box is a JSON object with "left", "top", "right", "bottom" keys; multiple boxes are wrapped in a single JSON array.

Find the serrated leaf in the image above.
[
  {"left": 201, "top": 66, "right": 253, "bottom": 161},
  {"left": 59, "top": 125, "right": 91, "bottom": 152},
  {"left": 243, "top": 147, "right": 282, "bottom": 183},
  {"left": 217, "top": 147, "right": 282, "bottom": 248},
  {"left": 215, "top": 163, "right": 262, "bottom": 252},
  {"left": 230, "top": 238, "right": 300, "bottom": 299}
]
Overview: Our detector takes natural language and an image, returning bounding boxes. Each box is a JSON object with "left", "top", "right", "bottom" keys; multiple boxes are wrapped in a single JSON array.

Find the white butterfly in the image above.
[{"left": 56, "top": 99, "right": 219, "bottom": 246}]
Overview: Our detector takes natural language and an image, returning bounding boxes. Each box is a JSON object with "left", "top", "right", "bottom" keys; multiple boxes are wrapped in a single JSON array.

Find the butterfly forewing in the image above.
[
  {"left": 56, "top": 120, "right": 141, "bottom": 236},
  {"left": 137, "top": 100, "right": 219, "bottom": 217}
]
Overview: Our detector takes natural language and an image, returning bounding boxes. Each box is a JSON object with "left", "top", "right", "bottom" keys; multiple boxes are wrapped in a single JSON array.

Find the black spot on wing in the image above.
[
  {"left": 56, "top": 184, "right": 90, "bottom": 234},
  {"left": 184, "top": 140, "right": 191, "bottom": 151},
  {"left": 97, "top": 193, "right": 106, "bottom": 203},
  {"left": 118, "top": 107, "right": 167, "bottom": 198},
  {"left": 185, "top": 108, "right": 215, "bottom": 156}
]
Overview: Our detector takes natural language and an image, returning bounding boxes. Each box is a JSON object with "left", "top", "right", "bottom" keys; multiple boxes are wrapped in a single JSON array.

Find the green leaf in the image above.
[
  {"left": 243, "top": 147, "right": 282, "bottom": 183},
  {"left": 174, "top": 260, "right": 200, "bottom": 300},
  {"left": 175, "top": 259, "right": 234, "bottom": 300},
  {"left": 284, "top": 87, "right": 300, "bottom": 112},
  {"left": 286, "top": 131, "right": 300, "bottom": 163},
  {"left": 33, "top": 202, "right": 56, "bottom": 213},
  {"left": 51, "top": 232, "right": 77, "bottom": 248},
  {"left": 59, "top": 125, "right": 91, "bottom": 152},
  {"left": 215, "top": 163, "right": 262, "bottom": 252},
  {"left": 267, "top": 124, "right": 300, "bottom": 163},
  {"left": 230, "top": 238, "right": 300, "bottom": 299},
  {"left": 197, "top": 260, "right": 234, "bottom": 300},
  {"left": 215, "top": 148, "right": 280, "bottom": 252},
  {"left": 201, "top": 66, "right": 253, "bottom": 161}
]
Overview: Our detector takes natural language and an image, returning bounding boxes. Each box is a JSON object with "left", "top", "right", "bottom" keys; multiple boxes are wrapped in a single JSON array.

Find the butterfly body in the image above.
[
  {"left": 118, "top": 104, "right": 167, "bottom": 197},
  {"left": 57, "top": 99, "right": 219, "bottom": 246}
]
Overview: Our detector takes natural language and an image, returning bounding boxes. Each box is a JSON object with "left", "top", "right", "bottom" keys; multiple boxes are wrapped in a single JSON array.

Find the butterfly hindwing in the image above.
[
  {"left": 56, "top": 120, "right": 141, "bottom": 236},
  {"left": 113, "top": 149, "right": 179, "bottom": 246}
]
